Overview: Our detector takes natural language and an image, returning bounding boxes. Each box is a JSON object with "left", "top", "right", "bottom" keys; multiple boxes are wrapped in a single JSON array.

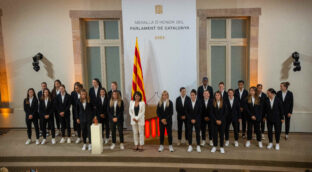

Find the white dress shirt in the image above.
[
  {"left": 192, "top": 100, "right": 196, "bottom": 109},
  {"left": 101, "top": 96, "right": 105, "bottom": 104},
  {"left": 204, "top": 99, "right": 209, "bottom": 108},
  {"left": 56, "top": 89, "right": 60, "bottom": 95},
  {"left": 114, "top": 100, "right": 118, "bottom": 116},
  {"left": 61, "top": 93, "right": 65, "bottom": 103},
  {"left": 239, "top": 89, "right": 243, "bottom": 99},
  {"left": 163, "top": 101, "right": 167, "bottom": 111},
  {"left": 217, "top": 100, "right": 220, "bottom": 108},
  {"left": 251, "top": 96, "right": 255, "bottom": 106},
  {"left": 270, "top": 96, "right": 275, "bottom": 109},
  {"left": 29, "top": 97, "right": 33, "bottom": 106},
  {"left": 82, "top": 102, "right": 86, "bottom": 110},
  {"left": 229, "top": 97, "right": 234, "bottom": 108},
  {"left": 282, "top": 91, "right": 287, "bottom": 101},
  {"left": 45, "top": 98, "right": 48, "bottom": 107},
  {"left": 77, "top": 93, "right": 80, "bottom": 99},
  {"left": 94, "top": 87, "right": 98, "bottom": 97},
  {"left": 181, "top": 96, "right": 185, "bottom": 107}
]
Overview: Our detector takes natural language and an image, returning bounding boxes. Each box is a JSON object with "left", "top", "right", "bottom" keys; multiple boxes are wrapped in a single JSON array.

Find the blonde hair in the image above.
[
  {"left": 158, "top": 90, "right": 169, "bottom": 108},
  {"left": 110, "top": 91, "right": 122, "bottom": 107},
  {"left": 80, "top": 89, "right": 90, "bottom": 103}
]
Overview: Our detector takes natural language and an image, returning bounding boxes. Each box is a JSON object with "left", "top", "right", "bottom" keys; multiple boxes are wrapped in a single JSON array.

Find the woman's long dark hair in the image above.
[
  {"left": 25, "top": 88, "right": 37, "bottom": 104},
  {"left": 99, "top": 87, "right": 108, "bottom": 98},
  {"left": 267, "top": 88, "right": 277, "bottom": 95},
  {"left": 132, "top": 91, "right": 142, "bottom": 102},
  {"left": 52, "top": 79, "right": 62, "bottom": 98},
  {"left": 41, "top": 88, "right": 51, "bottom": 101},
  {"left": 93, "top": 78, "right": 102, "bottom": 88}
]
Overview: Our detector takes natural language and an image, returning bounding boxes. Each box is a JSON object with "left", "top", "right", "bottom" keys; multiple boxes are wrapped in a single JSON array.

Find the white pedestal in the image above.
[{"left": 91, "top": 123, "right": 103, "bottom": 154}]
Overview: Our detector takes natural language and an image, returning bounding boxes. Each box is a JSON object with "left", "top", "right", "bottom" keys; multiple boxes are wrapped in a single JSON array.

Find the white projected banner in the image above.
[{"left": 122, "top": 0, "right": 197, "bottom": 110}]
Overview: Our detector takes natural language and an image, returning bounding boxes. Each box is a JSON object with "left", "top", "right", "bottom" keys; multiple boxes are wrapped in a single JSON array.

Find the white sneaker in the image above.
[
  {"left": 187, "top": 145, "right": 193, "bottom": 152},
  {"left": 211, "top": 146, "right": 217, "bottom": 153},
  {"left": 262, "top": 134, "right": 265, "bottom": 140},
  {"left": 209, "top": 140, "right": 213, "bottom": 146},
  {"left": 67, "top": 138, "right": 71, "bottom": 144},
  {"left": 25, "top": 139, "right": 31, "bottom": 145},
  {"left": 41, "top": 139, "right": 46, "bottom": 145},
  {"left": 82, "top": 144, "right": 87, "bottom": 151},
  {"left": 120, "top": 143, "right": 125, "bottom": 150},
  {"left": 158, "top": 145, "right": 164, "bottom": 152},
  {"left": 258, "top": 141, "right": 263, "bottom": 148},
  {"left": 267, "top": 143, "right": 273, "bottom": 149},
  {"left": 60, "top": 137, "right": 65, "bottom": 143},
  {"left": 110, "top": 143, "right": 115, "bottom": 150},
  {"left": 245, "top": 140, "right": 251, "bottom": 147},
  {"left": 51, "top": 138, "right": 56, "bottom": 144},
  {"left": 225, "top": 140, "right": 229, "bottom": 147},
  {"left": 88, "top": 144, "right": 92, "bottom": 151},
  {"left": 201, "top": 140, "right": 206, "bottom": 146},
  {"left": 177, "top": 140, "right": 181, "bottom": 146},
  {"left": 220, "top": 147, "right": 225, "bottom": 154},
  {"left": 104, "top": 138, "right": 109, "bottom": 144},
  {"left": 285, "top": 135, "right": 288, "bottom": 140},
  {"left": 196, "top": 145, "right": 201, "bottom": 153},
  {"left": 36, "top": 139, "right": 40, "bottom": 145},
  {"left": 169, "top": 145, "right": 174, "bottom": 152},
  {"left": 75, "top": 138, "right": 81, "bottom": 144},
  {"left": 234, "top": 141, "right": 239, "bottom": 147},
  {"left": 275, "top": 144, "right": 280, "bottom": 150}
]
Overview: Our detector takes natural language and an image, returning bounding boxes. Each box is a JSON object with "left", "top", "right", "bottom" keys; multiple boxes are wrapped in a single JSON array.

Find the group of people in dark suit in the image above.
[
  {"left": 162, "top": 77, "right": 293, "bottom": 153},
  {"left": 23, "top": 78, "right": 124, "bottom": 151},
  {"left": 23, "top": 76, "right": 293, "bottom": 154}
]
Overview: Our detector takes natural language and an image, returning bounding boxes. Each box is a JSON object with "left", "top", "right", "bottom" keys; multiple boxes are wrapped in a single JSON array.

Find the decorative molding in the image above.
[{"left": 197, "top": 8, "right": 261, "bottom": 87}]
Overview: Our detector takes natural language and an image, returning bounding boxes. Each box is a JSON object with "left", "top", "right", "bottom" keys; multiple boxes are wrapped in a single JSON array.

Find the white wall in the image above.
[{"left": 0, "top": 0, "right": 311, "bottom": 132}]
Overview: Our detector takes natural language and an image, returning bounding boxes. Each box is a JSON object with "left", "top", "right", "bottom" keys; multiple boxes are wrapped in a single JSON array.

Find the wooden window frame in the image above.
[
  {"left": 198, "top": 8, "right": 261, "bottom": 87},
  {"left": 69, "top": 10, "right": 125, "bottom": 95}
]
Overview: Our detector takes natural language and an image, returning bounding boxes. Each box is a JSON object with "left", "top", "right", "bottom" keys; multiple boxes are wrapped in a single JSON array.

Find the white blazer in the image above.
[{"left": 129, "top": 101, "right": 145, "bottom": 126}]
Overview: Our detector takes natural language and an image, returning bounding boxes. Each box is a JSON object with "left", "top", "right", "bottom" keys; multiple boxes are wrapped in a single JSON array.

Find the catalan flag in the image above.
[{"left": 131, "top": 37, "right": 147, "bottom": 103}]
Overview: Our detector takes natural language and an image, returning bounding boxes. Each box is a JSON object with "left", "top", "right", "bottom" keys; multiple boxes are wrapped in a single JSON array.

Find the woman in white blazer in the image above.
[{"left": 129, "top": 91, "right": 145, "bottom": 151}]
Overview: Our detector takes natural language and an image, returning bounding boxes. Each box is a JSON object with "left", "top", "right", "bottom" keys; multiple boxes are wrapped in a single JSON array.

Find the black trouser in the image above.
[
  {"left": 261, "top": 119, "right": 266, "bottom": 134},
  {"left": 81, "top": 122, "right": 91, "bottom": 144},
  {"left": 41, "top": 115, "right": 55, "bottom": 139},
  {"left": 100, "top": 117, "right": 110, "bottom": 139},
  {"left": 72, "top": 110, "right": 78, "bottom": 132},
  {"left": 111, "top": 121, "right": 124, "bottom": 143},
  {"left": 39, "top": 117, "right": 43, "bottom": 132},
  {"left": 60, "top": 114, "right": 71, "bottom": 137},
  {"left": 188, "top": 121, "right": 201, "bottom": 145},
  {"left": 267, "top": 120, "right": 281, "bottom": 143},
  {"left": 159, "top": 121, "right": 172, "bottom": 145},
  {"left": 285, "top": 116, "right": 291, "bottom": 135},
  {"left": 26, "top": 118, "right": 39, "bottom": 139},
  {"left": 225, "top": 118, "right": 239, "bottom": 141},
  {"left": 212, "top": 122, "right": 225, "bottom": 147},
  {"left": 247, "top": 119, "right": 261, "bottom": 141},
  {"left": 201, "top": 119, "right": 212, "bottom": 141},
  {"left": 177, "top": 118, "right": 188, "bottom": 141},
  {"left": 241, "top": 114, "right": 247, "bottom": 135},
  {"left": 54, "top": 111, "right": 60, "bottom": 130}
]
